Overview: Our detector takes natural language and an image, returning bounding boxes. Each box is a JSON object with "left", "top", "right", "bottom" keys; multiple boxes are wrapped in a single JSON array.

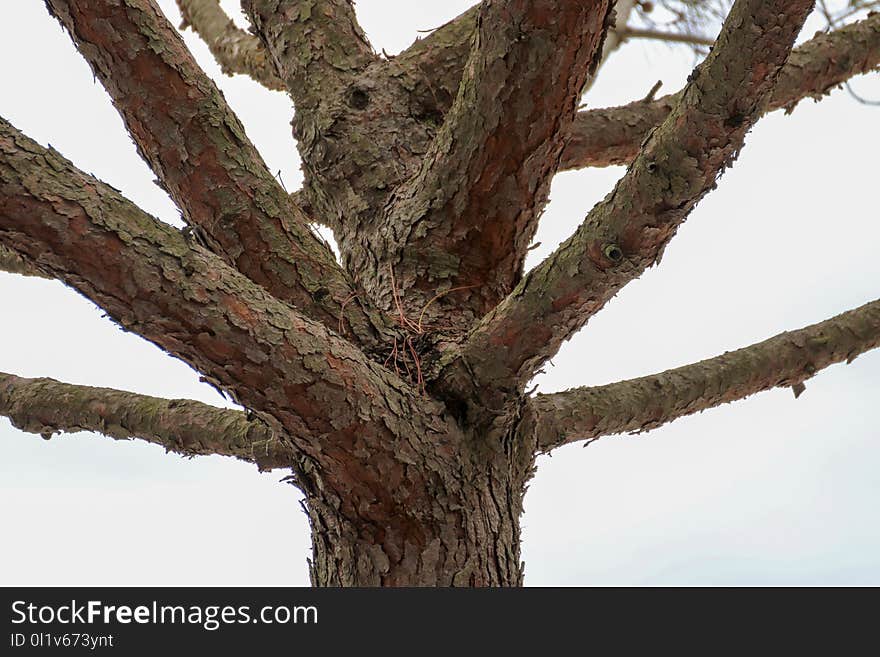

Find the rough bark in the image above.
[
  {"left": 562, "top": 12, "right": 880, "bottom": 169},
  {"left": 176, "top": 0, "right": 284, "bottom": 90},
  {"left": 0, "top": 243, "right": 48, "bottom": 278},
  {"left": 393, "top": 5, "right": 480, "bottom": 118},
  {"left": 242, "top": 0, "right": 376, "bottom": 103},
  {"left": 437, "top": 0, "right": 816, "bottom": 422},
  {"left": 0, "top": 371, "right": 290, "bottom": 470},
  {"left": 371, "top": 0, "right": 615, "bottom": 326},
  {"left": 46, "top": 0, "right": 387, "bottom": 352},
  {"left": 0, "top": 116, "right": 530, "bottom": 586},
  {"left": 0, "top": 116, "right": 391, "bottom": 444},
  {"left": 3, "top": 0, "right": 874, "bottom": 587},
  {"left": 242, "top": 0, "right": 447, "bottom": 337},
  {"left": 524, "top": 298, "right": 880, "bottom": 451},
  {"left": 392, "top": 10, "right": 880, "bottom": 170},
  {"left": 581, "top": 0, "right": 639, "bottom": 95}
]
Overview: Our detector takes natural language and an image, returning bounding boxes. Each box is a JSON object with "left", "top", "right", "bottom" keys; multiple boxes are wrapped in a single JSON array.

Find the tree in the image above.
[{"left": 1, "top": 0, "right": 878, "bottom": 586}]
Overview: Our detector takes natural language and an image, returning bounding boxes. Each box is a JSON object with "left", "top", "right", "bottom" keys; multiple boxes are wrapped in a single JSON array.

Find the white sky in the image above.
[{"left": 0, "top": 1, "right": 878, "bottom": 585}]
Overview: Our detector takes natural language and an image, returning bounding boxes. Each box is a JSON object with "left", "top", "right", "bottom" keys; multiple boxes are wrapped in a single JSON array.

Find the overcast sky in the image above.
[{"left": 1, "top": 1, "right": 878, "bottom": 586}]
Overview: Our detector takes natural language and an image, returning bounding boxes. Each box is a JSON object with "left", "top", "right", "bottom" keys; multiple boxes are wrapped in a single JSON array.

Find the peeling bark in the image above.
[
  {"left": 243, "top": 0, "right": 376, "bottom": 104},
  {"left": 176, "top": 0, "right": 284, "bottom": 90},
  {"left": 524, "top": 299, "right": 880, "bottom": 451},
  {"left": 393, "top": 5, "right": 480, "bottom": 123},
  {"left": 0, "top": 371, "right": 290, "bottom": 470},
  {"left": 391, "top": 10, "right": 880, "bottom": 170},
  {"left": 562, "top": 12, "right": 880, "bottom": 169},
  {"left": 0, "top": 243, "right": 48, "bottom": 278},
  {"left": 3, "top": 0, "right": 874, "bottom": 586},
  {"left": 373, "top": 0, "right": 614, "bottom": 326},
  {"left": 46, "top": 0, "right": 387, "bottom": 351},
  {"left": 0, "top": 117, "right": 529, "bottom": 587},
  {"left": 438, "top": 0, "right": 816, "bottom": 421},
  {"left": 243, "top": 0, "right": 443, "bottom": 336},
  {"left": 0, "top": 116, "right": 434, "bottom": 465}
]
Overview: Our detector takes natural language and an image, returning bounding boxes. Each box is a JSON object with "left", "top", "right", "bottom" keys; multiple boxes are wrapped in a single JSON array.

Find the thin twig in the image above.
[
  {"left": 338, "top": 292, "right": 359, "bottom": 335},
  {"left": 619, "top": 26, "right": 716, "bottom": 47},
  {"left": 642, "top": 80, "right": 664, "bottom": 103},
  {"left": 416, "top": 285, "right": 476, "bottom": 334},
  {"left": 388, "top": 265, "right": 420, "bottom": 332}
]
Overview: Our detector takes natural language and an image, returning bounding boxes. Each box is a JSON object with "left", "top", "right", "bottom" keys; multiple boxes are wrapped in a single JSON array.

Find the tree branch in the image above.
[
  {"left": 581, "top": 0, "right": 640, "bottom": 95},
  {"left": 617, "top": 26, "right": 716, "bottom": 47},
  {"left": 0, "top": 371, "right": 292, "bottom": 471},
  {"left": 377, "top": 0, "right": 615, "bottom": 323},
  {"left": 0, "top": 118, "right": 454, "bottom": 484},
  {"left": 393, "top": 10, "right": 880, "bottom": 169},
  {"left": 176, "top": 0, "right": 284, "bottom": 90},
  {"left": 391, "top": 5, "right": 479, "bottom": 118},
  {"left": 436, "top": 0, "right": 816, "bottom": 419},
  {"left": 0, "top": 243, "right": 47, "bottom": 279},
  {"left": 46, "top": 0, "right": 387, "bottom": 351},
  {"left": 562, "top": 12, "right": 880, "bottom": 169},
  {"left": 525, "top": 298, "right": 880, "bottom": 452},
  {"left": 391, "top": 0, "right": 698, "bottom": 116},
  {"left": 242, "top": 0, "right": 377, "bottom": 106}
]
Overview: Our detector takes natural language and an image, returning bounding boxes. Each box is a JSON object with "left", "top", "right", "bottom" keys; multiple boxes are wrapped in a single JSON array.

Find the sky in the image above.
[{"left": 0, "top": 1, "right": 878, "bottom": 586}]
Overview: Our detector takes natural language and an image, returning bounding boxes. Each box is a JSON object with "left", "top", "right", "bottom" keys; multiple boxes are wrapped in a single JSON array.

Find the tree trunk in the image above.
[
  {"left": 306, "top": 488, "right": 525, "bottom": 586},
  {"left": 4, "top": 0, "right": 877, "bottom": 588},
  {"left": 301, "top": 418, "right": 536, "bottom": 587}
]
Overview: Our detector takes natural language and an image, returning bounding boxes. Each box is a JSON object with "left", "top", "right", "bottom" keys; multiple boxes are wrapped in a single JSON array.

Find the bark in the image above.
[
  {"left": 242, "top": 0, "right": 376, "bottom": 104},
  {"left": 0, "top": 116, "right": 530, "bottom": 586},
  {"left": 436, "top": 0, "right": 816, "bottom": 421},
  {"left": 0, "top": 371, "right": 290, "bottom": 470},
  {"left": 393, "top": 5, "right": 480, "bottom": 119},
  {"left": 46, "top": 0, "right": 387, "bottom": 352},
  {"left": 0, "top": 243, "right": 48, "bottom": 278},
  {"left": 176, "top": 0, "right": 284, "bottom": 90},
  {"left": 562, "top": 12, "right": 880, "bottom": 169},
  {"left": 372, "top": 0, "right": 615, "bottom": 326},
  {"left": 391, "top": 0, "right": 635, "bottom": 109},
  {"left": 4, "top": 0, "right": 874, "bottom": 586},
  {"left": 581, "top": 0, "right": 639, "bottom": 95},
  {"left": 243, "top": 0, "right": 445, "bottom": 334},
  {"left": 1, "top": 116, "right": 423, "bottom": 465},
  {"left": 524, "top": 299, "right": 880, "bottom": 451},
  {"left": 392, "top": 10, "right": 880, "bottom": 170}
]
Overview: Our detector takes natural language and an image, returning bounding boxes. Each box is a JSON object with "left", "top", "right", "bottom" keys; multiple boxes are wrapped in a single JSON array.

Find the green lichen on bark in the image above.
[{"left": 0, "top": 243, "right": 48, "bottom": 278}]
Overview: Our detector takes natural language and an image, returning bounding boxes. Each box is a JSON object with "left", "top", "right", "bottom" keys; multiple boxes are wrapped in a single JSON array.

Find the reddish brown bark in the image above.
[
  {"left": 2, "top": 0, "right": 876, "bottom": 587},
  {"left": 47, "top": 0, "right": 387, "bottom": 351},
  {"left": 438, "top": 0, "right": 817, "bottom": 419},
  {"left": 0, "top": 117, "right": 526, "bottom": 586},
  {"left": 372, "top": 0, "right": 615, "bottom": 326},
  {"left": 391, "top": 10, "right": 880, "bottom": 170}
]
